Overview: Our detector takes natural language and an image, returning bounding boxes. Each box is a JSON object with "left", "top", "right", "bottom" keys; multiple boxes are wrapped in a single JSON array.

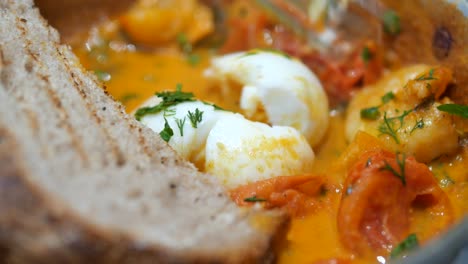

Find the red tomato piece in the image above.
[
  {"left": 230, "top": 175, "right": 324, "bottom": 217},
  {"left": 337, "top": 150, "right": 453, "bottom": 255}
]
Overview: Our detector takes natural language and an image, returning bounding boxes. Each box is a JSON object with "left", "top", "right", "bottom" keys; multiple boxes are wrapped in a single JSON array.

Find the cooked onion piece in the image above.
[
  {"left": 346, "top": 65, "right": 459, "bottom": 162},
  {"left": 205, "top": 50, "right": 329, "bottom": 147},
  {"left": 138, "top": 98, "right": 314, "bottom": 188}
]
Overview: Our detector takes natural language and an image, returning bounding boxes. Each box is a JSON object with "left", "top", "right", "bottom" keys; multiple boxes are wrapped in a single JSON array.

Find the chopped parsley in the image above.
[
  {"left": 119, "top": 93, "right": 139, "bottom": 104},
  {"left": 175, "top": 117, "right": 186, "bottom": 136},
  {"left": 440, "top": 175, "right": 455, "bottom": 187},
  {"left": 382, "top": 10, "right": 401, "bottom": 35},
  {"left": 134, "top": 84, "right": 195, "bottom": 121},
  {"left": 188, "top": 108, "right": 204, "bottom": 128},
  {"left": 378, "top": 110, "right": 412, "bottom": 144},
  {"left": 360, "top": 92, "right": 395, "bottom": 120},
  {"left": 380, "top": 153, "right": 406, "bottom": 186},
  {"left": 94, "top": 70, "right": 111, "bottom": 82},
  {"left": 157, "top": 84, "right": 194, "bottom": 102},
  {"left": 437, "top": 104, "right": 468, "bottom": 118},
  {"left": 176, "top": 33, "right": 192, "bottom": 54},
  {"left": 360, "top": 106, "right": 380, "bottom": 120},
  {"left": 390, "top": 234, "right": 419, "bottom": 259},
  {"left": 432, "top": 163, "right": 456, "bottom": 188},
  {"left": 163, "top": 108, "right": 176, "bottom": 117},
  {"left": 381, "top": 91, "right": 396, "bottom": 104},
  {"left": 416, "top": 68, "right": 437, "bottom": 81},
  {"left": 244, "top": 196, "right": 267, "bottom": 202},
  {"left": 213, "top": 104, "right": 226, "bottom": 111},
  {"left": 361, "top": 46, "right": 373, "bottom": 64},
  {"left": 176, "top": 33, "right": 201, "bottom": 66},
  {"left": 159, "top": 118, "right": 174, "bottom": 142},
  {"left": 202, "top": 101, "right": 229, "bottom": 111},
  {"left": 187, "top": 54, "right": 201, "bottom": 66}
]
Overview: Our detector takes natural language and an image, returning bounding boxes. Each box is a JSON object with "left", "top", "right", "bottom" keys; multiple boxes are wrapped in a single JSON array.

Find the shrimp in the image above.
[
  {"left": 119, "top": 0, "right": 214, "bottom": 46},
  {"left": 346, "top": 65, "right": 459, "bottom": 162}
]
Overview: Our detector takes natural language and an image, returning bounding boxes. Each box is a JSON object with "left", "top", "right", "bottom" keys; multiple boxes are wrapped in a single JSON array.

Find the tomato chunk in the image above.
[
  {"left": 230, "top": 175, "right": 324, "bottom": 217},
  {"left": 337, "top": 150, "right": 453, "bottom": 255}
]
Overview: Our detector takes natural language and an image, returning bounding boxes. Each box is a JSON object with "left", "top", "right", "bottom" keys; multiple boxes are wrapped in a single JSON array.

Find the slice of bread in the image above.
[{"left": 0, "top": 1, "right": 285, "bottom": 263}]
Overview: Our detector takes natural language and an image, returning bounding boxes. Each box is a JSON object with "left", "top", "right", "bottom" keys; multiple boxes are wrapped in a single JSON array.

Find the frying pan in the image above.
[{"left": 34, "top": 0, "right": 468, "bottom": 263}]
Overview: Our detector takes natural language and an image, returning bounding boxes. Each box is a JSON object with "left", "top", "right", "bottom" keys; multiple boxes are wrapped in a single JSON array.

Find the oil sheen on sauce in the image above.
[{"left": 74, "top": 42, "right": 468, "bottom": 264}]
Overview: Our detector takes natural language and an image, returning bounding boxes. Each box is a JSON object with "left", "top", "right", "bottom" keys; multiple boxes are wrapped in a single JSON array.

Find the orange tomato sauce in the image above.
[
  {"left": 75, "top": 44, "right": 468, "bottom": 263},
  {"left": 73, "top": 2, "right": 468, "bottom": 263}
]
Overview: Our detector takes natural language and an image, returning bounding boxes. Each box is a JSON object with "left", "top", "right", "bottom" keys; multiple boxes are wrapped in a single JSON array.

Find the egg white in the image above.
[
  {"left": 138, "top": 98, "right": 314, "bottom": 188},
  {"left": 205, "top": 50, "right": 329, "bottom": 147},
  {"left": 205, "top": 114, "right": 314, "bottom": 188}
]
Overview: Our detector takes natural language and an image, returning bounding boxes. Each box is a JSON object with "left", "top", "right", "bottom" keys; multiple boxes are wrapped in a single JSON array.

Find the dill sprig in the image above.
[
  {"left": 134, "top": 84, "right": 195, "bottom": 121},
  {"left": 378, "top": 110, "right": 412, "bottom": 144},
  {"left": 380, "top": 153, "right": 407, "bottom": 185},
  {"left": 188, "top": 108, "right": 204, "bottom": 128}
]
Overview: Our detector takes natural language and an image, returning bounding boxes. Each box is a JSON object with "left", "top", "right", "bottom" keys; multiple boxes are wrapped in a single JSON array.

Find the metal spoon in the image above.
[{"left": 254, "top": 0, "right": 386, "bottom": 52}]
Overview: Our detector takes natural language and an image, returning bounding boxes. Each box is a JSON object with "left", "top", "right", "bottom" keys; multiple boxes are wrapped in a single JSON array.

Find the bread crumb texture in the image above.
[{"left": 0, "top": 0, "right": 285, "bottom": 263}]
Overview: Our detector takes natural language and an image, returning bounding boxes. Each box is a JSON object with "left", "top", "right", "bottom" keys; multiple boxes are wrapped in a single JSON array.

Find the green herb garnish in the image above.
[
  {"left": 380, "top": 152, "right": 406, "bottom": 185},
  {"left": 176, "top": 33, "right": 202, "bottom": 66},
  {"left": 176, "top": 33, "right": 192, "bottom": 54},
  {"left": 244, "top": 196, "right": 267, "bottom": 202},
  {"left": 175, "top": 117, "right": 186, "bottom": 136},
  {"left": 134, "top": 84, "right": 195, "bottom": 121},
  {"left": 157, "top": 84, "right": 194, "bottom": 102},
  {"left": 433, "top": 164, "right": 455, "bottom": 188},
  {"left": 381, "top": 91, "right": 395, "bottom": 104},
  {"left": 360, "top": 92, "right": 395, "bottom": 120},
  {"left": 163, "top": 108, "right": 176, "bottom": 117},
  {"left": 188, "top": 108, "right": 204, "bottom": 128},
  {"left": 382, "top": 10, "right": 401, "bottom": 35},
  {"left": 437, "top": 104, "right": 468, "bottom": 118},
  {"left": 416, "top": 68, "right": 437, "bottom": 81},
  {"left": 390, "top": 234, "right": 419, "bottom": 259},
  {"left": 202, "top": 101, "right": 229, "bottom": 111},
  {"left": 212, "top": 104, "right": 226, "bottom": 111},
  {"left": 360, "top": 106, "right": 381, "bottom": 120},
  {"left": 187, "top": 54, "right": 201, "bottom": 66},
  {"left": 410, "top": 119, "right": 425, "bottom": 134},
  {"left": 361, "top": 46, "right": 373, "bottom": 64},
  {"left": 94, "top": 70, "right": 111, "bottom": 82},
  {"left": 378, "top": 110, "right": 412, "bottom": 144},
  {"left": 120, "top": 93, "right": 139, "bottom": 104},
  {"left": 159, "top": 118, "right": 174, "bottom": 142},
  {"left": 438, "top": 170, "right": 455, "bottom": 187}
]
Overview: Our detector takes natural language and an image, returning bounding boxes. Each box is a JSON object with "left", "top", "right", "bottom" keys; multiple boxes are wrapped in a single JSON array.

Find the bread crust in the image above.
[
  {"left": 0, "top": 131, "right": 278, "bottom": 264},
  {"left": 0, "top": 1, "right": 286, "bottom": 263}
]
